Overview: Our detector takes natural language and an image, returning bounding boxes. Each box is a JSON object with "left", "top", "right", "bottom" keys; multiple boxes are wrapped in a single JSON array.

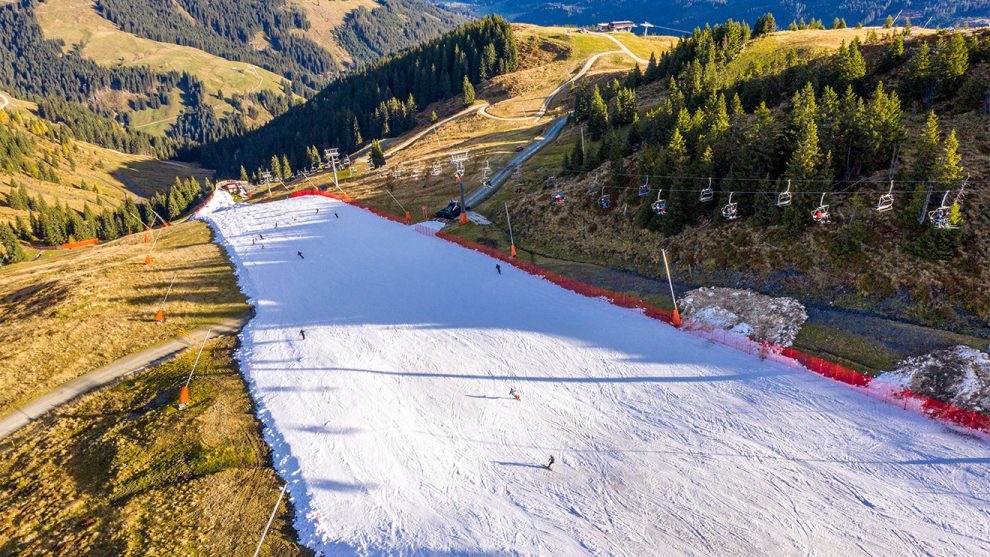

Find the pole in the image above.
[
  {"left": 178, "top": 327, "right": 211, "bottom": 409},
  {"left": 457, "top": 172, "right": 468, "bottom": 225},
  {"left": 504, "top": 203, "right": 516, "bottom": 257},
  {"left": 253, "top": 483, "right": 288, "bottom": 557},
  {"left": 155, "top": 273, "right": 177, "bottom": 322},
  {"left": 145, "top": 225, "right": 164, "bottom": 265},
  {"left": 385, "top": 189, "right": 411, "bottom": 224},
  {"left": 661, "top": 249, "right": 681, "bottom": 327}
]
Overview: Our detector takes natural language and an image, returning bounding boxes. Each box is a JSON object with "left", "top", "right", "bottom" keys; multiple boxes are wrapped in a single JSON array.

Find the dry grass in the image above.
[
  {"left": 0, "top": 336, "right": 311, "bottom": 556},
  {"left": 287, "top": 0, "right": 379, "bottom": 66},
  {"left": 35, "top": 0, "right": 285, "bottom": 116},
  {"left": 0, "top": 220, "right": 248, "bottom": 418}
]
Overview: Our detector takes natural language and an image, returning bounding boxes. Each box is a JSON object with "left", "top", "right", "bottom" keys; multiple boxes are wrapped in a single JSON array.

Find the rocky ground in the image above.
[
  {"left": 879, "top": 345, "right": 990, "bottom": 414},
  {"left": 679, "top": 287, "right": 808, "bottom": 347}
]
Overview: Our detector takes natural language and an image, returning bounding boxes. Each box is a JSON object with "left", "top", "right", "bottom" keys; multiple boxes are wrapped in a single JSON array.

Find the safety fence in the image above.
[
  {"left": 288, "top": 188, "right": 990, "bottom": 438},
  {"left": 414, "top": 223, "right": 439, "bottom": 236},
  {"left": 61, "top": 238, "right": 100, "bottom": 249}
]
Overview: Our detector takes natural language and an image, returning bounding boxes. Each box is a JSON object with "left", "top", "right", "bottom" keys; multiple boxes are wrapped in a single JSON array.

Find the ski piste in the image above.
[{"left": 199, "top": 191, "right": 989, "bottom": 556}]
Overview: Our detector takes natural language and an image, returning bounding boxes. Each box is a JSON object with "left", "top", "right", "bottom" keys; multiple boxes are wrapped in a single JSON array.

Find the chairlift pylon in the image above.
[
  {"left": 699, "top": 177, "right": 714, "bottom": 203},
  {"left": 721, "top": 192, "right": 739, "bottom": 220},
  {"left": 777, "top": 180, "right": 792, "bottom": 207},
  {"left": 876, "top": 180, "right": 894, "bottom": 213},
  {"left": 812, "top": 193, "right": 830, "bottom": 224},
  {"left": 651, "top": 189, "right": 668, "bottom": 215}
]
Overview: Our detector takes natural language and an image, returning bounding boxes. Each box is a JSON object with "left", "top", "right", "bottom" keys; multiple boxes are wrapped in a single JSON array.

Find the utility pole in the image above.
[
  {"left": 504, "top": 203, "right": 517, "bottom": 257},
  {"left": 451, "top": 151, "right": 470, "bottom": 225}
]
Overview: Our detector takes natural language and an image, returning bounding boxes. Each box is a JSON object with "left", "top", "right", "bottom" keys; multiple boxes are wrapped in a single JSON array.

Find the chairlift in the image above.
[
  {"left": 928, "top": 191, "right": 956, "bottom": 230},
  {"left": 638, "top": 176, "right": 650, "bottom": 198},
  {"left": 651, "top": 189, "right": 668, "bottom": 215},
  {"left": 876, "top": 180, "right": 894, "bottom": 213},
  {"left": 812, "top": 193, "right": 830, "bottom": 224},
  {"left": 721, "top": 192, "right": 739, "bottom": 220},
  {"left": 597, "top": 187, "right": 611, "bottom": 209},
  {"left": 777, "top": 180, "right": 792, "bottom": 207},
  {"left": 699, "top": 177, "right": 714, "bottom": 203}
]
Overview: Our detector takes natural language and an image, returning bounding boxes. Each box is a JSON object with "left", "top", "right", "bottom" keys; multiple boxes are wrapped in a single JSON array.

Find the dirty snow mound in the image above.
[
  {"left": 878, "top": 346, "right": 990, "bottom": 413},
  {"left": 680, "top": 287, "right": 807, "bottom": 347}
]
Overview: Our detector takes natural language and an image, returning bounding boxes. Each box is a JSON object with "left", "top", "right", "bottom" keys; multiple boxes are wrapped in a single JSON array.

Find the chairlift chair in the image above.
[
  {"left": 699, "top": 178, "right": 714, "bottom": 203},
  {"left": 776, "top": 180, "right": 792, "bottom": 207},
  {"left": 928, "top": 191, "right": 956, "bottom": 230},
  {"left": 597, "top": 187, "right": 611, "bottom": 209},
  {"left": 876, "top": 180, "right": 894, "bottom": 213},
  {"left": 721, "top": 192, "right": 739, "bottom": 220},
  {"left": 651, "top": 189, "right": 668, "bottom": 215},
  {"left": 812, "top": 193, "right": 830, "bottom": 224},
  {"left": 638, "top": 176, "right": 650, "bottom": 198}
]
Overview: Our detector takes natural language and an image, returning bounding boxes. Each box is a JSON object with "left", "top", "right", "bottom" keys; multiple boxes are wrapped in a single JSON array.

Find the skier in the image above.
[
  {"left": 300, "top": 329, "right": 306, "bottom": 340},
  {"left": 547, "top": 455, "right": 555, "bottom": 471},
  {"left": 297, "top": 251, "right": 304, "bottom": 259},
  {"left": 259, "top": 234, "right": 265, "bottom": 240},
  {"left": 316, "top": 208, "right": 320, "bottom": 215},
  {"left": 275, "top": 222, "right": 278, "bottom": 229},
  {"left": 509, "top": 387, "right": 520, "bottom": 401},
  {"left": 496, "top": 264, "right": 502, "bottom": 275},
  {"left": 334, "top": 212, "right": 339, "bottom": 219}
]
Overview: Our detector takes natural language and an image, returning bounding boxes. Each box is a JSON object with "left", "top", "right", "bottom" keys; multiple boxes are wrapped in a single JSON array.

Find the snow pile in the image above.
[
  {"left": 878, "top": 345, "right": 990, "bottom": 413},
  {"left": 200, "top": 196, "right": 990, "bottom": 556},
  {"left": 680, "top": 287, "right": 807, "bottom": 347}
]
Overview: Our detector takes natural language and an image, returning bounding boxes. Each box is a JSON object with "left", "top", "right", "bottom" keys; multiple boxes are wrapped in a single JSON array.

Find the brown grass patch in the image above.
[{"left": 0, "top": 220, "right": 248, "bottom": 418}]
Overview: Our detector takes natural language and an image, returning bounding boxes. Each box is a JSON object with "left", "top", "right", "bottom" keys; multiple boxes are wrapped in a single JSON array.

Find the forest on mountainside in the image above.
[
  {"left": 199, "top": 16, "right": 519, "bottom": 177},
  {"left": 512, "top": 20, "right": 990, "bottom": 332}
]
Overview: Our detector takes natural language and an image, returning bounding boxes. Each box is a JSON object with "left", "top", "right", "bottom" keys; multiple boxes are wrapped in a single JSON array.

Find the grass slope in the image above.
[
  {"left": 35, "top": 0, "right": 286, "bottom": 131},
  {"left": 0, "top": 336, "right": 310, "bottom": 556},
  {"left": 0, "top": 220, "right": 248, "bottom": 418},
  {"left": 287, "top": 0, "right": 379, "bottom": 66}
]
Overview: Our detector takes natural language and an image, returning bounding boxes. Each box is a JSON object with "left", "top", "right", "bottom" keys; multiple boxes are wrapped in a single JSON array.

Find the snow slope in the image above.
[{"left": 200, "top": 193, "right": 990, "bottom": 556}]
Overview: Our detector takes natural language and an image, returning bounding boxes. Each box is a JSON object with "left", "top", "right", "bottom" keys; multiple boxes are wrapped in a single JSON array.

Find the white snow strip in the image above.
[{"left": 201, "top": 195, "right": 990, "bottom": 556}]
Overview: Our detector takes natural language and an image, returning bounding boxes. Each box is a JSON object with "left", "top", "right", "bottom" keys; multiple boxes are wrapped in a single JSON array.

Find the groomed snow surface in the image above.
[{"left": 200, "top": 193, "right": 990, "bottom": 556}]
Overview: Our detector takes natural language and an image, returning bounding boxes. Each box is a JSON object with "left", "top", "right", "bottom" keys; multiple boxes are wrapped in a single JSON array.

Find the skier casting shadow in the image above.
[
  {"left": 547, "top": 456, "right": 555, "bottom": 471},
  {"left": 496, "top": 264, "right": 501, "bottom": 275},
  {"left": 297, "top": 251, "right": 305, "bottom": 259}
]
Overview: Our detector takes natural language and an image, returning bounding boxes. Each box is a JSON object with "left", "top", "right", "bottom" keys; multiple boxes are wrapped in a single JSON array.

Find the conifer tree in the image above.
[
  {"left": 370, "top": 140, "right": 387, "bottom": 168},
  {"left": 462, "top": 76, "right": 476, "bottom": 106},
  {"left": 239, "top": 165, "right": 250, "bottom": 183},
  {"left": 270, "top": 154, "right": 282, "bottom": 180},
  {"left": 281, "top": 154, "right": 292, "bottom": 178},
  {"left": 588, "top": 86, "right": 609, "bottom": 140}
]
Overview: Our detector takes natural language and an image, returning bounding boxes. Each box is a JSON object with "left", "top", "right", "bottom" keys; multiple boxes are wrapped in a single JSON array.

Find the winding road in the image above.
[{"left": 0, "top": 91, "right": 10, "bottom": 111}]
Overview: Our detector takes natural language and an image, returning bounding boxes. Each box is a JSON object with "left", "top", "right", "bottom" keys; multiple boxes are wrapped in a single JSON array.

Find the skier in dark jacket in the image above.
[
  {"left": 297, "top": 251, "right": 304, "bottom": 259},
  {"left": 300, "top": 329, "right": 306, "bottom": 340},
  {"left": 496, "top": 264, "right": 502, "bottom": 275},
  {"left": 547, "top": 456, "right": 555, "bottom": 471}
]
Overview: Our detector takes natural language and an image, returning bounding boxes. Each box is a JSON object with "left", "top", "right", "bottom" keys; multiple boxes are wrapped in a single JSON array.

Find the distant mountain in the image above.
[{"left": 443, "top": 1, "right": 990, "bottom": 31}]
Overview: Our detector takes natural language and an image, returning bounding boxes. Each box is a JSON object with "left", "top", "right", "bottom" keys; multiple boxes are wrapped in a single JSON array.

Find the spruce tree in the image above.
[
  {"left": 281, "top": 154, "right": 292, "bottom": 179},
  {"left": 370, "top": 140, "right": 387, "bottom": 168},
  {"left": 239, "top": 165, "right": 250, "bottom": 183},
  {"left": 588, "top": 86, "right": 609, "bottom": 140},
  {"left": 462, "top": 76, "right": 476, "bottom": 106},
  {"left": 270, "top": 155, "right": 282, "bottom": 180}
]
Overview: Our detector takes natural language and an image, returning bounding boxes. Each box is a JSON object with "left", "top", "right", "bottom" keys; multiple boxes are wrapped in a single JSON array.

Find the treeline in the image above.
[
  {"left": 37, "top": 99, "right": 176, "bottom": 158},
  {"left": 334, "top": 0, "right": 465, "bottom": 66},
  {"left": 95, "top": 0, "right": 331, "bottom": 94},
  {"left": 564, "top": 19, "right": 980, "bottom": 260},
  {"left": 0, "top": 176, "right": 212, "bottom": 263},
  {"left": 0, "top": 1, "right": 178, "bottom": 104},
  {"left": 201, "top": 16, "right": 518, "bottom": 176},
  {"left": 0, "top": 108, "right": 73, "bottom": 184}
]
